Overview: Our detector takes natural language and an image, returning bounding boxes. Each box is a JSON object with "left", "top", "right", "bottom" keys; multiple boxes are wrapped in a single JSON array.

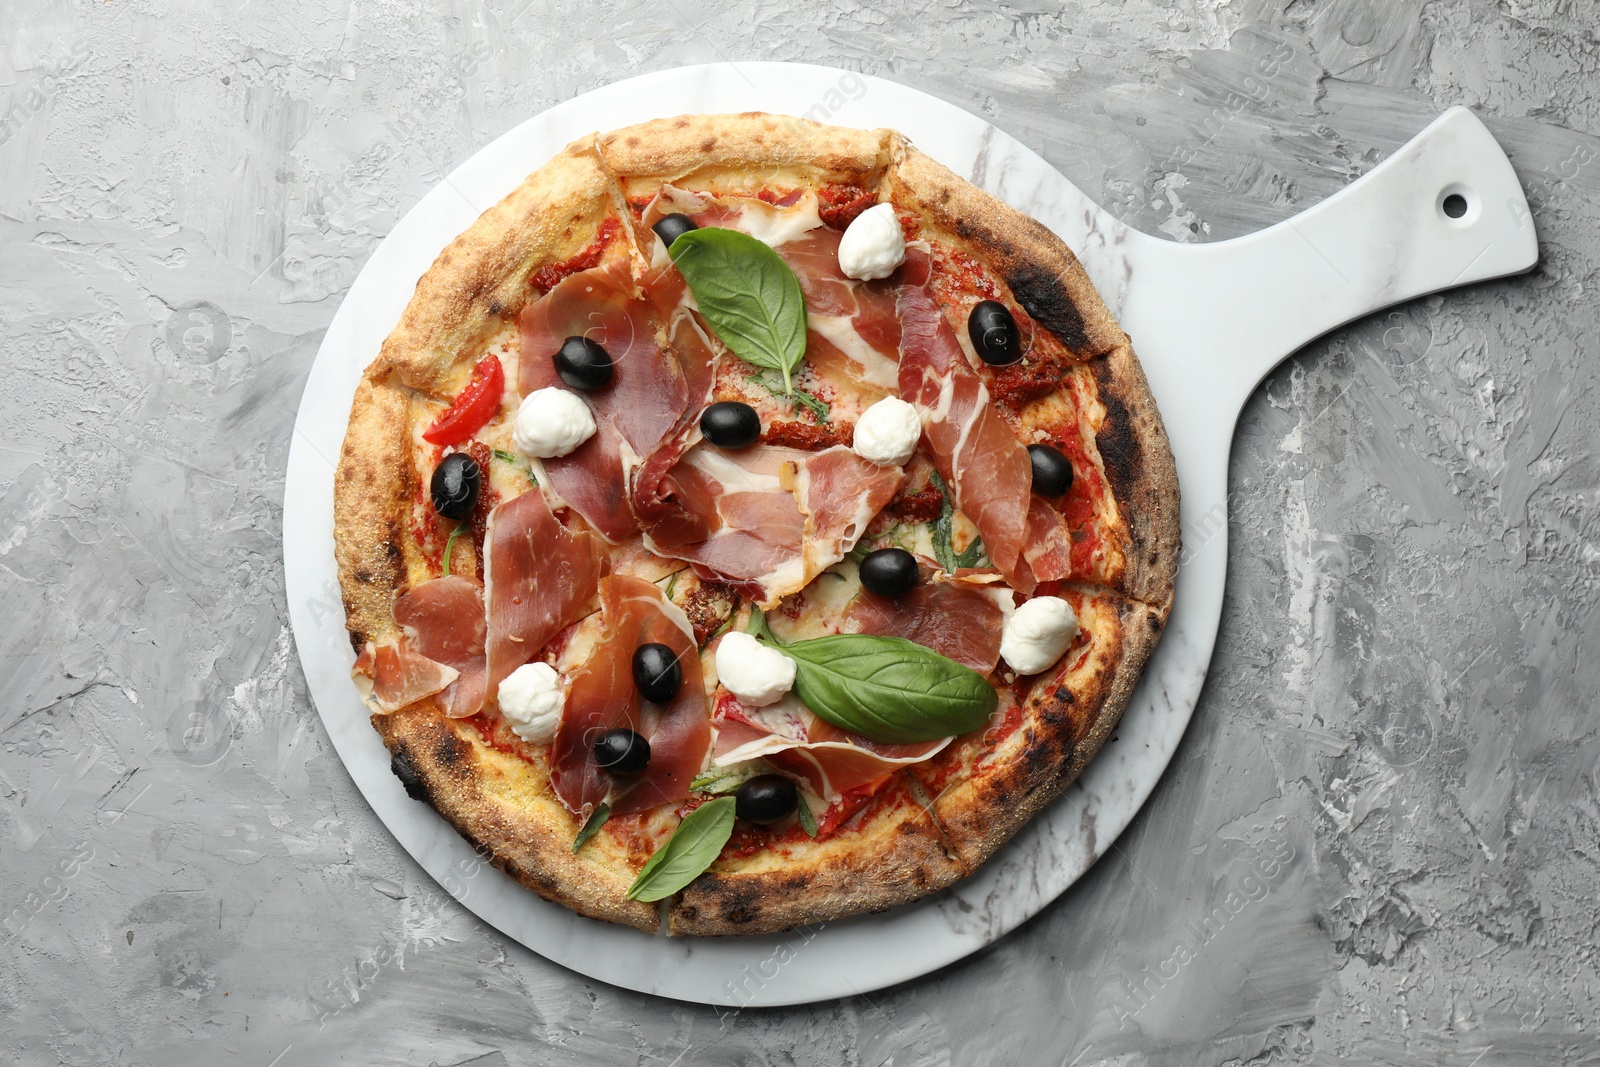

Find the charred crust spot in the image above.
[
  {"left": 433, "top": 729, "right": 468, "bottom": 771},
  {"left": 699, "top": 137, "right": 717, "bottom": 152},
  {"left": 347, "top": 629, "right": 366, "bottom": 654},
  {"left": 626, "top": 135, "right": 640, "bottom": 147},
  {"left": 354, "top": 567, "right": 373, "bottom": 584},
  {"left": 672, "top": 118, "right": 689, "bottom": 128},
  {"left": 488, "top": 300, "right": 504, "bottom": 317},
  {"left": 1093, "top": 372, "right": 1142, "bottom": 500},
  {"left": 1006, "top": 264, "right": 1090, "bottom": 352},
  {"left": 391, "top": 745, "right": 430, "bottom": 802}
]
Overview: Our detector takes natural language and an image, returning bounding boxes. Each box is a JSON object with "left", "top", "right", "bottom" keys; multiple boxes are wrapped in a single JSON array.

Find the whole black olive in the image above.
[
  {"left": 593, "top": 728, "right": 651, "bottom": 775},
  {"left": 968, "top": 300, "right": 1021, "bottom": 366},
  {"left": 631, "top": 643, "right": 683, "bottom": 704},
  {"left": 653, "top": 212, "right": 698, "bottom": 249},
  {"left": 1028, "top": 443, "right": 1074, "bottom": 498},
  {"left": 858, "top": 547, "right": 920, "bottom": 597},
  {"left": 554, "top": 336, "right": 614, "bottom": 391},
  {"left": 700, "top": 401, "right": 762, "bottom": 449},
  {"left": 735, "top": 774, "right": 799, "bottom": 824},
  {"left": 430, "top": 452, "right": 482, "bottom": 520}
]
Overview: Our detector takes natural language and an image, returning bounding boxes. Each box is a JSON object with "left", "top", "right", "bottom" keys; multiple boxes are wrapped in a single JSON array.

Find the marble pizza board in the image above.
[{"left": 282, "top": 62, "right": 1538, "bottom": 1007}]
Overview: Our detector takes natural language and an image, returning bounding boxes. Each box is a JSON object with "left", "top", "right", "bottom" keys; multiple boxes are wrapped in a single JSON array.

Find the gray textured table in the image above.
[{"left": 4, "top": 3, "right": 1597, "bottom": 1064}]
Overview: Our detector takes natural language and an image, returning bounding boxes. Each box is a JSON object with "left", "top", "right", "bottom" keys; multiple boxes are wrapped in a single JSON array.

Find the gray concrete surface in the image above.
[{"left": 3, "top": 1, "right": 1598, "bottom": 1063}]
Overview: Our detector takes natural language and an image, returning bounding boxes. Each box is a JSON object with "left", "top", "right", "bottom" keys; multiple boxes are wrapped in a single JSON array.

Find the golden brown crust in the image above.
[
  {"left": 375, "top": 137, "right": 623, "bottom": 396},
  {"left": 923, "top": 591, "right": 1164, "bottom": 871},
  {"left": 598, "top": 112, "right": 894, "bottom": 200},
  {"left": 334, "top": 376, "right": 415, "bottom": 651},
  {"left": 1089, "top": 346, "right": 1181, "bottom": 617},
  {"left": 668, "top": 779, "right": 965, "bottom": 936},
  {"left": 376, "top": 709, "right": 661, "bottom": 932},
  {"left": 884, "top": 140, "right": 1128, "bottom": 360}
]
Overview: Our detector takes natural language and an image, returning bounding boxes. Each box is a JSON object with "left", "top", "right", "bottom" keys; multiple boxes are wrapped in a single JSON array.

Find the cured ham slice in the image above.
[
  {"left": 519, "top": 257, "right": 687, "bottom": 541},
  {"left": 484, "top": 488, "right": 603, "bottom": 695},
  {"left": 898, "top": 284, "right": 1036, "bottom": 591},
  {"left": 1019, "top": 497, "right": 1075, "bottom": 587},
  {"left": 393, "top": 575, "right": 487, "bottom": 718},
  {"left": 352, "top": 639, "right": 458, "bottom": 715},
  {"left": 551, "top": 576, "right": 711, "bottom": 816},
  {"left": 846, "top": 577, "right": 1011, "bottom": 674},
  {"left": 641, "top": 444, "right": 902, "bottom": 606},
  {"left": 712, "top": 692, "right": 948, "bottom": 800}
]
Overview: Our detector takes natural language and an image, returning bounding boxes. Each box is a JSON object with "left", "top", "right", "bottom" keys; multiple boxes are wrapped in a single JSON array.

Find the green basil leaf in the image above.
[
  {"left": 670, "top": 228, "right": 807, "bottom": 394},
  {"left": 954, "top": 535, "right": 988, "bottom": 570},
  {"left": 746, "top": 604, "right": 781, "bottom": 645},
  {"left": 626, "top": 796, "right": 736, "bottom": 902},
  {"left": 795, "top": 795, "right": 819, "bottom": 838},
  {"left": 776, "top": 634, "right": 998, "bottom": 744},
  {"left": 571, "top": 801, "right": 609, "bottom": 853},
  {"left": 927, "top": 468, "right": 959, "bottom": 574}
]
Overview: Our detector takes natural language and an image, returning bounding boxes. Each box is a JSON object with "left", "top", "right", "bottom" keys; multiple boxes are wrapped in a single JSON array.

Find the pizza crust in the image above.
[
  {"left": 334, "top": 376, "right": 416, "bottom": 652},
  {"left": 668, "top": 777, "right": 964, "bottom": 936}
]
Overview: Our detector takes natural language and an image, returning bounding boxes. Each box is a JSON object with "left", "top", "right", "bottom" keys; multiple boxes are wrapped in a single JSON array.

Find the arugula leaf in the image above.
[
  {"left": 670, "top": 228, "right": 807, "bottom": 394},
  {"left": 625, "top": 796, "right": 737, "bottom": 901},
  {"left": 954, "top": 536, "right": 988, "bottom": 570},
  {"left": 795, "top": 796, "right": 819, "bottom": 838},
  {"left": 761, "top": 633, "right": 997, "bottom": 744},
  {"left": 572, "top": 802, "right": 610, "bottom": 852},
  {"left": 689, "top": 767, "right": 753, "bottom": 796},
  {"left": 927, "top": 468, "right": 959, "bottom": 574},
  {"left": 663, "top": 569, "right": 680, "bottom": 601},
  {"left": 847, "top": 539, "right": 875, "bottom": 564},
  {"left": 744, "top": 371, "right": 831, "bottom": 423},
  {"left": 440, "top": 523, "right": 468, "bottom": 577},
  {"left": 492, "top": 449, "right": 537, "bottom": 485}
]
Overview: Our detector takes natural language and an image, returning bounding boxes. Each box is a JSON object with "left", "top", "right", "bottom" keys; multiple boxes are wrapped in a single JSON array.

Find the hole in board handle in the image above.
[
  {"left": 1437, "top": 183, "right": 1478, "bottom": 225},
  {"left": 1443, "top": 194, "right": 1467, "bottom": 219}
]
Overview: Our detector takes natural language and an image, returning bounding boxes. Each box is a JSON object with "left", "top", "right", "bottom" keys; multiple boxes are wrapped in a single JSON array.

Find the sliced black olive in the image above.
[
  {"left": 858, "top": 547, "right": 920, "bottom": 597},
  {"left": 700, "top": 401, "right": 761, "bottom": 449},
  {"left": 593, "top": 728, "right": 650, "bottom": 775},
  {"left": 1028, "top": 443, "right": 1074, "bottom": 498},
  {"left": 652, "top": 212, "right": 698, "bottom": 249},
  {"left": 632, "top": 643, "right": 683, "bottom": 704},
  {"left": 735, "top": 774, "right": 799, "bottom": 824},
  {"left": 430, "top": 452, "right": 481, "bottom": 520},
  {"left": 554, "top": 336, "right": 614, "bottom": 391},
  {"left": 968, "top": 300, "right": 1021, "bottom": 366}
]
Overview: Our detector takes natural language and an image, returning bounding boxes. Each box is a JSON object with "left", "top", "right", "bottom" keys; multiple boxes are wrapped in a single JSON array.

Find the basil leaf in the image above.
[
  {"left": 954, "top": 536, "right": 988, "bottom": 570},
  {"left": 626, "top": 796, "right": 736, "bottom": 902},
  {"left": 777, "top": 634, "right": 997, "bottom": 744},
  {"left": 670, "top": 228, "right": 807, "bottom": 394},
  {"left": 746, "top": 604, "right": 781, "bottom": 645},
  {"left": 572, "top": 801, "right": 609, "bottom": 853},
  {"left": 927, "top": 468, "right": 959, "bottom": 574},
  {"left": 795, "top": 796, "right": 819, "bottom": 838}
]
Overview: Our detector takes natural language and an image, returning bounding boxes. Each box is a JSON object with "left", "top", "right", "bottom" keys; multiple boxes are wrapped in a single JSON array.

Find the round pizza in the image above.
[{"left": 334, "top": 113, "right": 1179, "bottom": 935}]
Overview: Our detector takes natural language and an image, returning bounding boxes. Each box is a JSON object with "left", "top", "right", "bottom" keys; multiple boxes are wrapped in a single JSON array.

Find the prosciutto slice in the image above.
[
  {"left": 351, "top": 639, "right": 458, "bottom": 715},
  {"left": 551, "top": 576, "right": 711, "bottom": 816},
  {"left": 846, "top": 576, "right": 1012, "bottom": 674},
  {"left": 1019, "top": 497, "right": 1075, "bottom": 587},
  {"left": 641, "top": 444, "right": 902, "bottom": 606},
  {"left": 898, "top": 284, "right": 1036, "bottom": 591},
  {"left": 519, "top": 257, "right": 687, "bottom": 541},
  {"left": 393, "top": 575, "right": 488, "bottom": 718},
  {"left": 484, "top": 487, "right": 603, "bottom": 695},
  {"left": 712, "top": 693, "right": 948, "bottom": 800}
]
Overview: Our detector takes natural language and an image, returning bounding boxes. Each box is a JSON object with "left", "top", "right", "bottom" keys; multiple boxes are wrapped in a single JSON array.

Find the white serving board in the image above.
[{"left": 283, "top": 62, "right": 1537, "bottom": 1007}]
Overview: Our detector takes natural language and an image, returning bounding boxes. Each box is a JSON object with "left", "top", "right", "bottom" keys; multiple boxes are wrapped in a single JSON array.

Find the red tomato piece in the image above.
[{"left": 422, "top": 355, "right": 504, "bottom": 445}]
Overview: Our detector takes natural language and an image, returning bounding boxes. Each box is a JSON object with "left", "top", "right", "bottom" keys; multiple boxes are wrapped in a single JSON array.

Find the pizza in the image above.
[{"left": 333, "top": 113, "right": 1179, "bottom": 935}]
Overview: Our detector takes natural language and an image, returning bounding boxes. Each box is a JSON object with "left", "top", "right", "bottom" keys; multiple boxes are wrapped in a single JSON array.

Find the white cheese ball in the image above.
[
  {"left": 999, "top": 596, "right": 1080, "bottom": 676},
  {"left": 512, "top": 387, "right": 596, "bottom": 459},
  {"left": 837, "top": 203, "right": 906, "bottom": 281},
  {"left": 851, "top": 396, "right": 923, "bottom": 467},
  {"left": 497, "top": 662, "right": 565, "bottom": 743},
  {"left": 715, "top": 631, "right": 797, "bottom": 708}
]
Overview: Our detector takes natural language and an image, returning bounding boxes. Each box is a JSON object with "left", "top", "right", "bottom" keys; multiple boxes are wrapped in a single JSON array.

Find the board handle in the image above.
[{"left": 1117, "top": 107, "right": 1538, "bottom": 412}]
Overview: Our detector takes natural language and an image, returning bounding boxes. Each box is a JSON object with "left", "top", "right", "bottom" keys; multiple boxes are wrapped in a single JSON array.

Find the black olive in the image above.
[
  {"left": 700, "top": 401, "right": 761, "bottom": 449},
  {"left": 652, "top": 212, "right": 698, "bottom": 249},
  {"left": 1028, "top": 443, "right": 1074, "bottom": 498},
  {"left": 968, "top": 300, "right": 1021, "bottom": 366},
  {"left": 430, "top": 452, "right": 481, "bottom": 520},
  {"left": 859, "top": 547, "right": 920, "bottom": 597},
  {"left": 554, "top": 336, "right": 614, "bottom": 391},
  {"left": 593, "top": 728, "right": 651, "bottom": 775},
  {"left": 735, "top": 774, "right": 799, "bottom": 824},
  {"left": 631, "top": 643, "right": 683, "bottom": 704}
]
